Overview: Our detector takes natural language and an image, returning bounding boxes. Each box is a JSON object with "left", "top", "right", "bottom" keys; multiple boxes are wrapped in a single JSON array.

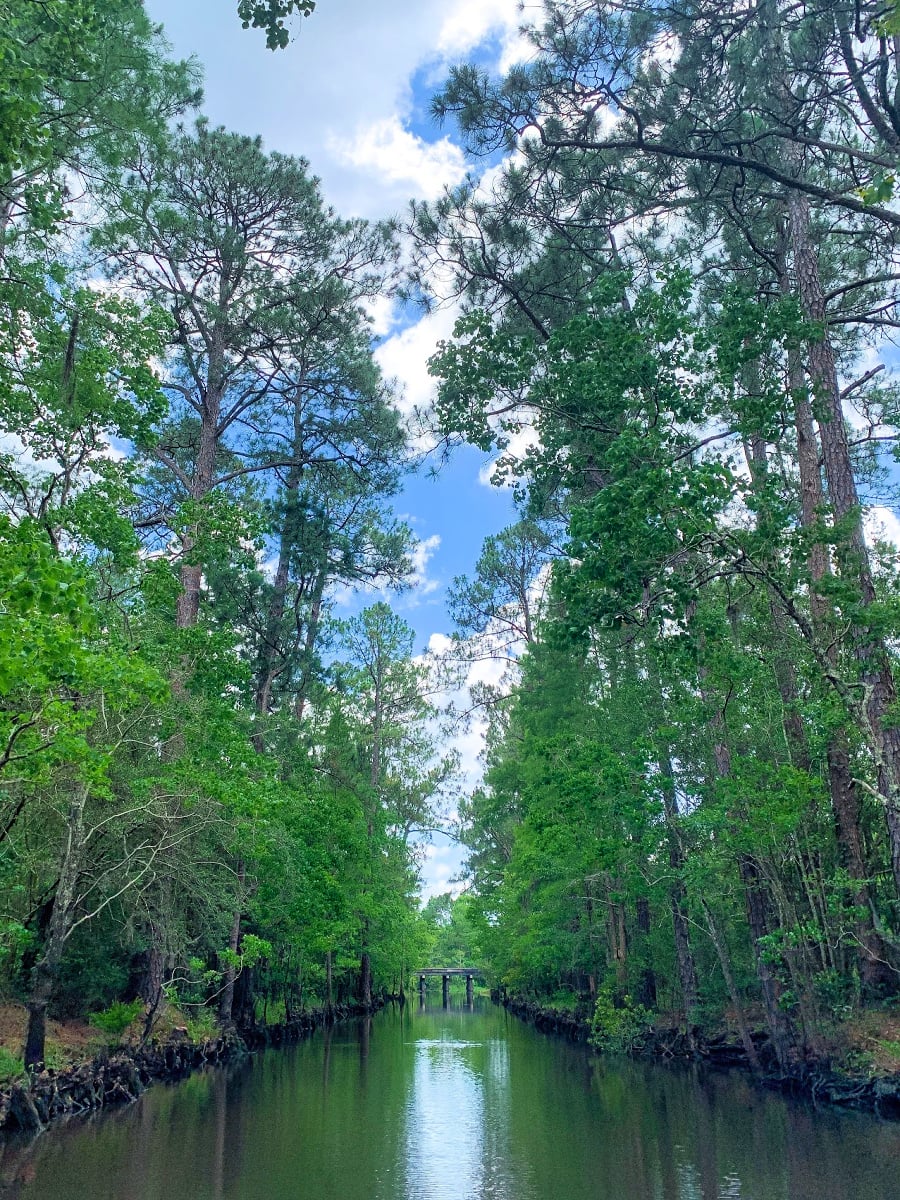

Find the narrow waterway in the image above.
[{"left": 1, "top": 1000, "right": 898, "bottom": 1199}]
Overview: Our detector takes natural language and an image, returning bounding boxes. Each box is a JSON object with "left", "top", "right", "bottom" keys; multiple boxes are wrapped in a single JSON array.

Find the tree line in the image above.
[
  {"left": 6, "top": 0, "right": 900, "bottom": 1078},
  {"left": 424, "top": 0, "right": 900, "bottom": 1068},
  {"left": 0, "top": 0, "right": 454, "bottom": 1070}
]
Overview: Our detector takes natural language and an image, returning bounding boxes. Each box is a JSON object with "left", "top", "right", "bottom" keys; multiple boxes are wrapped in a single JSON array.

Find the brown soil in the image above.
[
  {"left": 0, "top": 1003, "right": 99, "bottom": 1069},
  {"left": 843, "top": 1010, "right": 900, "bottom": 1074}
]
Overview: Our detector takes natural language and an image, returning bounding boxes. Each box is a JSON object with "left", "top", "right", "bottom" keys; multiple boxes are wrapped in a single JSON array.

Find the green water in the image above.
[{"left": 1, "top": 1001, "right": 898, "bottom": 1199}]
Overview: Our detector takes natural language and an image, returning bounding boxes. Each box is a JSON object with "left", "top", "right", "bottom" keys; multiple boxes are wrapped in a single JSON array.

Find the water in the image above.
[{"left": 1, "top": 1001, "right": 898, "bottom": 1199}]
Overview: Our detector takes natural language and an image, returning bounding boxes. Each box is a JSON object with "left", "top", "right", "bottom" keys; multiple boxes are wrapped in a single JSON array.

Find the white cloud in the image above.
[
  {"left": 409, "top": 533, "right": 442, "bottom": 601},
  {"left": 329, "top": 530, "right": 441, "bottom": 612},
  {"left": 841, "top": 345, "right": 896, "bottom": 436},
  {"left": 143, "top": 0, "right": 546, "bottom": 902},
  {"left": 374, "top": 303, "right": 461, "bottom": 416},
  {"left": 328, "top": 118, "right": 469, "bottom": 202},
  {"left": 865, "top": 505, "right": 900, "bottom": 547},
  {"left": 424, "top": 627, "right": 518, "bottom": 790},
  {"left": 418, "top": 838, "right": 466, "bottom": 900},
  {"left": 148, "top": 0, "right": 540, "bottom": 218},
  {"left": 437, "top": 0, "right": 534, "bottom": 72},
  {"left": 363, "top": 294, "right": 400, "bottom": 339}
]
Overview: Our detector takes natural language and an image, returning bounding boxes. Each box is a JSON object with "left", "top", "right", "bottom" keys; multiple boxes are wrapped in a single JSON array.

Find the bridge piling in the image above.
[{"left": 413, "top": 967, "right": 484, "bottom": 1007}]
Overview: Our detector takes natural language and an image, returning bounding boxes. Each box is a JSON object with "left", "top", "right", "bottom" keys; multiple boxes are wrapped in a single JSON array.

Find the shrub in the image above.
[
  {"left": 88, "top": 998, "right": 144, "bottom": 1039},
  {"left": 589, "top": 985, "right": 652, "bottom": 1054},
  {"left": 185, "top": 1007, "right": 218, "bottom": 1041}
]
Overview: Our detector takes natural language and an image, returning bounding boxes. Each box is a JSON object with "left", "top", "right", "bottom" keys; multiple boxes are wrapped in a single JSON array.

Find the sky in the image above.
[{"left": 142, "top": 0, "right": 541, "bottom": 895}]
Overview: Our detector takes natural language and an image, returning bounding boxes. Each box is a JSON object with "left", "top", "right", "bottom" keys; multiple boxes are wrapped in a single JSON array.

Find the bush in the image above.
[
  {"left": 814, "top": 967, "right": 859, "bottom": 1024},
  {"left": 185, "top": 1007, "right": 218, "bottom": 1041},
  {"left": 589, "top": 985, "right": 652, "bottom": 1054},
  {"left": 88, "top": 998, "right": 144, "bottom": 1039}
]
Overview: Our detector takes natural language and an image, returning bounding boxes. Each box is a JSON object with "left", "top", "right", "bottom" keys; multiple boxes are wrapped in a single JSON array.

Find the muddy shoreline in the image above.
[
  {"left": 499, "top": 994, "right": 900, "bottom": 1118},
  {"left": 0, "top": 1001, "right": 381, "bottom": 1135}
]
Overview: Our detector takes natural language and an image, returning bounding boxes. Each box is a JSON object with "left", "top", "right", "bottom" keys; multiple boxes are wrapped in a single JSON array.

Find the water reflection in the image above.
[
  {"left": 403, "top": 1030, "right": 484, "bottom": 1198},
  {"left": 1, "top": 1001, "right": 899, "bottom": 1200}
]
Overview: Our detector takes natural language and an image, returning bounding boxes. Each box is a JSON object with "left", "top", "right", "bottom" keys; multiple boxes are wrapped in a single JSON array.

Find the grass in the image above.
[
  {"left": 0, "top": 1046, "right": 23, "bottom": 1083},
  {"left": 834, "top": 1005, "right": 900, "bottom": 1076}
]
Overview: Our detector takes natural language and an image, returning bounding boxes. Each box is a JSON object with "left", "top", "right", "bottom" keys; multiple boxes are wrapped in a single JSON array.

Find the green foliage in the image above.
[
  {"left": 237, "top": 0, "right": 316, "bottom": 49},
  {"left": 437, "top": 252, "right": 900, "bottom": 1049},
  {"left": 239, "top": 935, "right": 272, "bottom": 967},
  {"left": 52, "top": 923, "right": 132, "bottom": 1018},
  {"left": 814, "top": 969, "right": 859, "bottom": 1024},
  {"left": 589, "top": 986, "right": 652, "bottom": 1055},
  {"left": 421, "top": 893, "right": 481, "bottom": 967},
  {"left": 0, "top": 1047, "right": 24, "bottom": 1083},
  {"left": 0, "top": 921, "right": 33, "bottom": 975},
  {"left": 7, "top": 0, "right": 900, "bottom": 1074},
  {"left": 88, "top": 999, "right": 143, "bottom": 1038},
  {"left": 0, "top": 0, "right": 427, "bottom": 1053},
  {"left": 185, "top": 1007, "right": 218, "bottom": 1041}
]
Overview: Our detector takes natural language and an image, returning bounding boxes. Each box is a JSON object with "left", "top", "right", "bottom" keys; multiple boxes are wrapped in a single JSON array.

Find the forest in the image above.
[{"left": 3, "top": 0, "right": 900, "bottom": 1083}]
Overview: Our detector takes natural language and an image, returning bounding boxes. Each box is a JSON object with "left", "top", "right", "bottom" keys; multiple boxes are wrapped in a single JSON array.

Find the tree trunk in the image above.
[
  {"left": 253, "top": 458, "right": 303, "bottom": 736},
  {"left": 605, "top": 876, "right": 628, "bottom": 989},
  {"left": 789, "top": 189, "right": 900, "bottom": 901},
  {"left": 748, "top": 411, "right": 892, "bottom": 991},
  {"left": 24, "top": 786, "right": 87, "bottom": 1069},
  {"left": 293, "top": 575, "right": 326, "bottom": 722},
  {"left": 218, "top": 862, "right": 245, "bottom": 1028},
  {"left": 175, "top": 363, "right": 223, "bottom": 632},
  {"left": 737, "top": 852, "right": 795, "bottom": 1071},
  {"left": 701, "top": 900, "right": 761, "bottom": 1073},
  {"left": 635, "top": 896, "right": 657, "bottom": 1010},
  {"left": 696, "top": 649, "right": 798, "bottom": 1070},
  {"left": 359, "top": 950, "right": 372, "bottom": 1009},
  {"left": 658, "top": 753, "right": 701, "bottom": 1030}
]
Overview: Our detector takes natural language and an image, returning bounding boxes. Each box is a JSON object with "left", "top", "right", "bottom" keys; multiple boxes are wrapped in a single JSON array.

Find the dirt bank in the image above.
[
  {"left": 500, "top": 995, "right": 900, "bottom": 1118},
  {"left": 0, "top": 1001, "right": 380, "bottom": 1135}
]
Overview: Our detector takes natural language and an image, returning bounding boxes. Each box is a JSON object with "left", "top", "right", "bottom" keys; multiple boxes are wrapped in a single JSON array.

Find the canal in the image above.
[{"left": 1, "top": 1000, "right": 898, "bottom": 1199}]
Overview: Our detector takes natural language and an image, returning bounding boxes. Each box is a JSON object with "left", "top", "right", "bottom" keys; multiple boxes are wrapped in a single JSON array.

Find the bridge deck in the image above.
[{"left": 415, "top": 967, "right": 483, "bottom": 976}]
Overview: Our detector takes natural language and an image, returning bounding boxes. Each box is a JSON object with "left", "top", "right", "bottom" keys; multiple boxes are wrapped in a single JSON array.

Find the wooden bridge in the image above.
[{"left": 414, "top": 967, "right": 485, "bottom": 1006}]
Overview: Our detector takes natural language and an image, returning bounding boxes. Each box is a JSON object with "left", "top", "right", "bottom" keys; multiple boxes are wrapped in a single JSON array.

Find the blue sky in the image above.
[{"left": 143, "top": 0, "right": 537, "bottom": 893}]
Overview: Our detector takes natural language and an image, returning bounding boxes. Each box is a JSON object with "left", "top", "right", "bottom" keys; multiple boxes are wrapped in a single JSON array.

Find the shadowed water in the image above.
[{"left": 1, "top": 1000, "right": 898, "bottom": 1199}]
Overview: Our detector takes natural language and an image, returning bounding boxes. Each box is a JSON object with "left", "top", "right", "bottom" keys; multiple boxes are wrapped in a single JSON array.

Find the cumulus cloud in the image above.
[
  {"left": 374, "top": 303, "right": 461, "bottom": 417},
  {"left": 437, "top": 0, "right": 534, "bottom": 72},
  {"left": 145, "top": 0, "right": 544, "bottom": 899},
  {"left": 865, "top": 505, "right": 900, "bottom": 547},
  {"left": 419, "top": 839, "right": 466, "bottom": 900},
  {"left": 425, "top": 625, "right": 520, "bottom": 788},
  {"left": 148, "top": 0, "right": 541, "bottom": 217},
  {"left": 363, "top": 294, "right": 400, "bottom": 339},
  {"left": 427, "top": 631, "right": 454, "bottom": 652},
  {"left": 841, "top": 346, "right": 895, "bottom": 437},
  {"left": 328, "top": 118, "right": 469, "bottom": 202},
  {"left": 408, "top": 533, "right": 442, "bottom": 602},
  {"left": 329, "top": 530, "right": 441, "bottom": 611}
]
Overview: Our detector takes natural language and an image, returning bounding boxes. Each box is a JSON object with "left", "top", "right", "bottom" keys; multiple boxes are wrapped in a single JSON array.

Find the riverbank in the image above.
[
  {"left": 0, "top": 1001, "right": 380, "bottom": 1135},
  {"left": 500, "top": 995, "right": 900, "bottom": 1118}
]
